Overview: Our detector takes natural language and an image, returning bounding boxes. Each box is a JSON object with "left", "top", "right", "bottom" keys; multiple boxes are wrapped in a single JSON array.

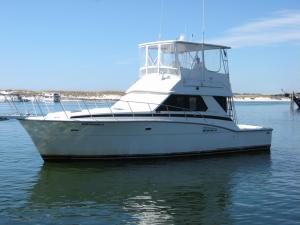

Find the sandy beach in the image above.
[
  {"left": 0, "top": 90, "right": 292, "bottom": 103},
  {"left": 233, "top": 96, "right": 290, "bottom": 102}
]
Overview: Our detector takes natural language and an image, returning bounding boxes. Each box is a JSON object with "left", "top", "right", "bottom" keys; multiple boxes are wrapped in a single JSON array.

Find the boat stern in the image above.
[{"left": 236, "top": 124, "right": 273, "bottom": 150}]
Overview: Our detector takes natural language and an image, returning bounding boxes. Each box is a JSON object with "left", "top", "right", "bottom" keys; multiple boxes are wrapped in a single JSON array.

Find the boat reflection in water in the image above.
[{"left": 25, "top": 153, "right": 271, "bottom": 224}]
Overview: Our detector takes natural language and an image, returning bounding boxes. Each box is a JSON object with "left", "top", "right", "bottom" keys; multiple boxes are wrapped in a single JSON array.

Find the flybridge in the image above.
[{"left": 138, "top": 40, "right": 230, "bottom": 78}]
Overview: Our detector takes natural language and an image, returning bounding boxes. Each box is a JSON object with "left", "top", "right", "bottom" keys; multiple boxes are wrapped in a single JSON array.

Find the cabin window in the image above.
[
  {"left": 204, "top": 49, "right": 221, "bottom": 72},
  {"left": 140, "top": 44, "right": 179, "bottom": 76},
  {"left": 148, "top": 46, "right": 159, "bottom": 66},
  {"left": 160, "top": 44, "right": 176, "bottom": 68},
  {"left": 178, "top": 51, "right": 203, "bottom": 70},
  {"left": 204, "top": 49, "right": 229, "bottom": 74},
  {"left": 189, "top": 97, "right": 197, "bottom": 111},
  {"left": 156, "top": 95, "right": 207, "bottom": 112},
  {"left": 214, "top": 96, "right": 227, "bottom": 112}
]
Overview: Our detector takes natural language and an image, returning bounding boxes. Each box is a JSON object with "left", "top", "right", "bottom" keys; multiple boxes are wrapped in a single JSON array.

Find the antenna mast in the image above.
[
  {"left": 202, "top": 0, "right": 205, "bottom": 44},
  {"left": 159, "top": 0, "right": 164, "bottom": 40},
  {"left": 201, "top": 0, "right": 205, "bottom": 82}
]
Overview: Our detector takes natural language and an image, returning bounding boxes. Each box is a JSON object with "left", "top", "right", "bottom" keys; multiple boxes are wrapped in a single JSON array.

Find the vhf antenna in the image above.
[
  {"left": 201, "top": 0, "right": 205, "bottom": 82},
  {"left": 202, "top": 0, "right": 205, "bottom": 44},
  {"left": 159, "top": 0, "right": 164, "bottom": 40}
]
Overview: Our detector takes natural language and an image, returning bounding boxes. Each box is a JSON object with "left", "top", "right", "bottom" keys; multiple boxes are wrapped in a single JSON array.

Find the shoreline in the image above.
[
  {"left": 233, "top": 97, "right": 290, "bottom": 102},
  {"left": 0, "top": 89, "right": 292, "bottom": 103}
]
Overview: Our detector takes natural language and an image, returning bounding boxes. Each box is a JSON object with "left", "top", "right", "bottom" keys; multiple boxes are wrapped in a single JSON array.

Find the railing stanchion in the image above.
[
  {"left": 148, "top": 103, "right": 153, "bottom": 117},
  {"left": 77, "top": 100, "right": 83, "bottom": 111},
  {"left": 31, "top": 99, "right": 37, "bottom": 116},
  {"left": 4, "top": 95, "right": 15, "bottom": 115},
  {"left": 21, "top": 98, "right": 28, "bottom": 115},
  {"left": 35, "top": 96, "right": 45, "bottom": 118},
  {"left": 9, "top": 96, "right": 20, "bottom": 115},
  {"left": 127, "top": 101, "right": 134, "bottom": 118},
  {"left": 82, "top": 100, "right": 93, "bottom": 119},
  {"left": 105, "top": 99, "right": 115, "bottom": 118},
  {"left": 59, "top": 101, "right": 69, "bottom": 119},
  {"left": 44, "top": 101, "right": 50, "bottom": 114}
]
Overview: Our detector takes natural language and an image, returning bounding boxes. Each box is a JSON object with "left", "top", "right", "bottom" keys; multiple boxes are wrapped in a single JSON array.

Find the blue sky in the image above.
[{"left": 0, "top": 0, "right": 299, "bottom": 93}]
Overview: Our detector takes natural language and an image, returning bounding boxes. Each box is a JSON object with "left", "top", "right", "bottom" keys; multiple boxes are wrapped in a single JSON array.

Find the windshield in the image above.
[{"left": 139, "top": 44, "right": 178, "bottom": 76}]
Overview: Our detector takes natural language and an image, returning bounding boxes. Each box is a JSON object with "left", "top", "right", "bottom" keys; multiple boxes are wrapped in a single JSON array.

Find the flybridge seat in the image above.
[{"left": 139, "top": 40, "right": 230, "bottom": 79}]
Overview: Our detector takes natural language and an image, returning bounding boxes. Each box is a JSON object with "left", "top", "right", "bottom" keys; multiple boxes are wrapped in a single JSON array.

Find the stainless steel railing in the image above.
[
  {"left": 1, "top": 94, "right": 201, "bottom": 120},
  {"left": 1, "top": 94, "right": 236, "bottom": 123}
]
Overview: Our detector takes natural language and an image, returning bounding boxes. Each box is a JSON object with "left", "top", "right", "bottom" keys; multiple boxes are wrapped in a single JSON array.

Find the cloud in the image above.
[{"left": 210, "top": 10, "right": 300, "bottom": 48}]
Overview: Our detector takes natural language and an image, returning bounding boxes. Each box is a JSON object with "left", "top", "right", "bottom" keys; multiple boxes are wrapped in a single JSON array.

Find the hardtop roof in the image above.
[{"left": 139, "top": 40, "right": 231, "bottom": 52}]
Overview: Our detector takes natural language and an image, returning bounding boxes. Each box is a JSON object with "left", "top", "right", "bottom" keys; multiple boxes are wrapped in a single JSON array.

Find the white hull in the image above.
[
  {"left": 10, "top": 40, "right": 274, "bottom": 161},
  {"left": 20, "top": 119, "right": 272, "bottom": 160}
]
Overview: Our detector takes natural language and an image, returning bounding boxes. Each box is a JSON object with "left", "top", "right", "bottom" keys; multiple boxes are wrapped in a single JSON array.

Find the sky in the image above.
[{"left": 0, "top": 0, "right": 299, "bottom": 94}]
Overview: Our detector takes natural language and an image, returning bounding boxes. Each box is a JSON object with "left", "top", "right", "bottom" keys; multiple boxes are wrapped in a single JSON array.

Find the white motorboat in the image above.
[{"left": 18, "top": 40, "right": 272, "bottom": 160}]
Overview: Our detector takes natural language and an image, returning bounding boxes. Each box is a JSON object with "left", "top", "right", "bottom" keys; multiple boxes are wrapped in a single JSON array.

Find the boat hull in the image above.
[{"left": 19, "top": 119, "right": 272, "bottom": 161}]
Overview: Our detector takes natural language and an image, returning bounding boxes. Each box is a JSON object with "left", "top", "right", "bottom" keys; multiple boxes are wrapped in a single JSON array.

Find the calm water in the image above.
[{"left": 0, "top": 102, "right": 299, "bottom": 224}]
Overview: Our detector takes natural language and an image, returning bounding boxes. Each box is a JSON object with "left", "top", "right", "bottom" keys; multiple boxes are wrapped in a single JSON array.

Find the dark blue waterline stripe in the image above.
[
  {"left": 70, "top": 113, "right": 232, "bottom": 121},
  {"left": 41, "top": 145, "right": 271, "bottom": 161}
]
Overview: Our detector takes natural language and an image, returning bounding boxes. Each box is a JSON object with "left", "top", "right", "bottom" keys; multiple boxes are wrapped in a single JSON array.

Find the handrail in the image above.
[
  {"left": 8, "top": 95, "right": 20, "bottom": 114},
  {"left": 22, "top": 98, "right": 29, "bottom": 115},
  {"left": 127, "top": 101, "right": 134, "bottom": 118},
  {"left": 34, "top": 96, "right": 45, "bottom": 118},
  {"left": 31, "top": 100, "right": 37, "bottom": 116},
  {"left": 44, "top": 101, "right": 50, "bottom": 114},
  {"left": 59, "top": 101, "right": 69, "bottom": 119},
  {"left": 76, "top": 100, "right": 83, "bottom": 111},
  {"left": 100, "top": 98, "right": 210, "bottom": 123},
  {"left": 147, "top": 103, "right": 153, "bottom": 117},
  {"left": 105, "top": 99, "right": 115, "bottom": 118},
  {"left": 1, "top": 94, "right": 230, "bottom": 124},
  {"left": 82, "top": 100, "right": 92, "bottom": 119}
]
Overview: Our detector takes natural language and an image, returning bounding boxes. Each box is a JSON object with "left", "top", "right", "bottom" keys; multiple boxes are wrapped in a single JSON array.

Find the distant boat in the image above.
[
  {"left": 40, "top": 93, "right": 61, "bottom": 103},
  {"left": 0, "top": 116, "right": 8, "bottom": 121},
  {"left": 5, "top": 94, "right": 30, "bottom": 102},
  {"left": 292, "top": 92, "right": 300, "bottom": 109}
]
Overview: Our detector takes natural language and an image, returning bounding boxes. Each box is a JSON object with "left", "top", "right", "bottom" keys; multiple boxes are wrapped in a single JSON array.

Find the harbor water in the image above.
[{"left": 0, "top": 102, "right": 299, "bottom": 224}]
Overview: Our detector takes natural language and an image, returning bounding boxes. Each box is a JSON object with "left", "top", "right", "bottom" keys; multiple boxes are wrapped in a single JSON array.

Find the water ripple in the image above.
[{"left": 0, "top": 102, "right": 299, "bottom": 224}]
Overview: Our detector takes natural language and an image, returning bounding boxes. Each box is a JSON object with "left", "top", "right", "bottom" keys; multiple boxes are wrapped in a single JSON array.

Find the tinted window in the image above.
[
  {"left": 214, "top": 96, "right": 227, "bottom": 112},
  {"left": 189, "top": 97, "right": 197, "bottom": 111},
  {"left": 156, "top": 95, "right": 207, "bottom": 112}
]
